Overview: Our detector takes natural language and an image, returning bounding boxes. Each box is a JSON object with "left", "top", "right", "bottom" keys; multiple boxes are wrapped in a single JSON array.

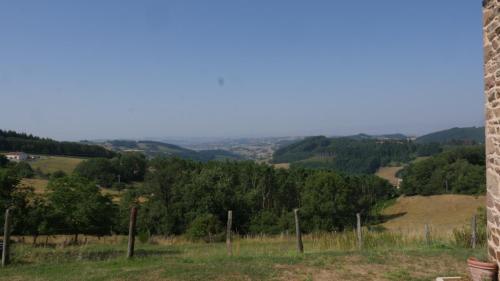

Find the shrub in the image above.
[
  {"left": 13, "top": 162, "right": 34, "bottom": 178},
  {"left": 249, "top": 211, "right": 282, "bottom": 235},
  {"left": 185, "top": 214, "right": 222, "bottom": 242},
  {"left": 452, "top": 207, "right": 487, "bottom": 248},
  {"left": 50, "top": 170, "right": 67, "bottom": 179},
  {"left": 138, "top": 230, "right": 150, "bottom": 244}
]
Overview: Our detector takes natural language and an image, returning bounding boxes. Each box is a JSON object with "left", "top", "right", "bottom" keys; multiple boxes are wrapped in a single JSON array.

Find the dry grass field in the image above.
[
  {"left": 375, "top": 166, "right": 403, "bottom": 186},
  {"left": 29, "top": 155, "right": 85, "bottom": 175},
  {"left": 380, "top": 195, "right": 485, "bottom": 237},
  {"left": 273, "top": 163, "right": 290, "bottom": 169}
]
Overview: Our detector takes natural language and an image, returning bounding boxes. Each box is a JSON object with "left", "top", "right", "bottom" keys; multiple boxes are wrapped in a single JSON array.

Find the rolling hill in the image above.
[
  {"left": 272, "top": 136, "right": 425, "bottom": 174},
  {"left": 416, "top": 126, "right": 484, "bottom": 144},
  {"left": 0, "top": 129, "right": 115, "bottom": 158},
  {"left": 93, "top": 140, "right": 243, "bottom": 161}
]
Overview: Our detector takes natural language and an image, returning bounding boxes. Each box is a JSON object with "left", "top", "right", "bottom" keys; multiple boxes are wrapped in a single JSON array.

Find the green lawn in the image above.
[
  {"left": 0, "top": 236, "right": 479, "bottom": 281},
  {"left": 29, "top": 155, "right": 85, "bottom": 175}
]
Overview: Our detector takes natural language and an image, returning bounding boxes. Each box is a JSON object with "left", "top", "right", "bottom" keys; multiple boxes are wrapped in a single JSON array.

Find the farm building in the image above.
[{"left": 5, "top": 152, "right": 28, "bottom": 162}]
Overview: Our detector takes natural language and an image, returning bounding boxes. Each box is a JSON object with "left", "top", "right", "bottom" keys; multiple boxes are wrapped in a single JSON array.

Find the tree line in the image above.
[
  {"left": 273, "top": 136, "right": 442, "bottom": 174},
  {"left": 0, "top": 130, "right": 115, "bottom": 158},
  {"left": 399, "top": 146, "right": 485, "bottom": 195},
  {"left": 0, "top": 155, "right": 395, "bottom": 242}
]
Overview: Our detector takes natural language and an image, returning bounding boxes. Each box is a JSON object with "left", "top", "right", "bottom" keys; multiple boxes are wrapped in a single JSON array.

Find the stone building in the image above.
[{"left": 484, "top": 0, "right": 500, "bottom": 268}]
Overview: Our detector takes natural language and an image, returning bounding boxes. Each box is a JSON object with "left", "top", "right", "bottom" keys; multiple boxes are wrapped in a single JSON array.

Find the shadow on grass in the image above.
[{"left": 377, "top": 212, "right": 407, "bottom": 224}]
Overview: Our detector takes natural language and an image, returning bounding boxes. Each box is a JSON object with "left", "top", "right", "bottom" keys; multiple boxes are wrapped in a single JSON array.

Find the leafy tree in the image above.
[
  {"left": 400, "top": 146, "right": 485, "bottom": 195},
  {"left": 186, "top": 213, "right": 222, "bottom": 241},
  {"left": 74, "top": 158, "right": 117, "bottom": 187},
  {"left": 0, "top": 168, "right": 20, "bottom": 211},
  {"left": 112, "top": 152, "right": 147, "bottom": 182},
  {"left": 11, "top": 161, "right": 34, "bottom": 178},
  {"left": 50, "top": 170, "right": 67, "bottom": 179},
  {"left": 46, "top": 176, "right": 117, "bottom": 241},
  {"left": 0, "top": 155, "right": 8, "bottom": 167}
]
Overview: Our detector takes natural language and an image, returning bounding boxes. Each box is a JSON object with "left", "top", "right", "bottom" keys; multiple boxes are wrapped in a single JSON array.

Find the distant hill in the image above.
[
  {"left": 94, "top": 140, "right": 243, "bottom": 161},
  {"left": 0, "top": 130, "right": 115, "bottom": 158},
  {"left": 416, "top": 127, "right": 484, "bottom": 144},
  {"left": 272, "top": 136, "right": 437, "bottom": 174},
  {"left": 346, "top": 133, "right": 409, "bottom": 141}
]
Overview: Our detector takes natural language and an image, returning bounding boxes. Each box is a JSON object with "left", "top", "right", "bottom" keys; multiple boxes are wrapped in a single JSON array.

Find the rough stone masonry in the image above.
[{"left": 485, "top": 0, "right": 500, "bottom": 268}]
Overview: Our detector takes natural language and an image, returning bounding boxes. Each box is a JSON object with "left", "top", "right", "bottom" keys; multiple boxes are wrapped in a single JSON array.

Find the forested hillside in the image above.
[
  {"left": 399, "top": 146, "right": 485, "bottom": 195},
  {"left": 0, "top": 155, "right": 395, "bottom": 238},
  {"left": 273, "top": 136, "right": 441, "bottom": 174},
  {"left": 0, "top": 130, "right": 115, "bottom": 158},
  {"left": 416, "top": 126, "right": 484, "bottom": 144},
  {"left": 91, "top": 140, "right": 243, "bottom": 161}
]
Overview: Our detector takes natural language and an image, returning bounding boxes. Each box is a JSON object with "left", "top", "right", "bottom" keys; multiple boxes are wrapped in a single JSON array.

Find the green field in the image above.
[
  {"left": 0, "top": 234, "right": 481, "bottom": 281},
  {"left": 29, "top": 155, "right": 85, "bottom": 175}
]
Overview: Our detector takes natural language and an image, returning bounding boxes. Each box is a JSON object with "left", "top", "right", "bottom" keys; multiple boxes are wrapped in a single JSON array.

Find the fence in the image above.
[{"left": 0, "top": 207, "right": 486, "bottom": 266}]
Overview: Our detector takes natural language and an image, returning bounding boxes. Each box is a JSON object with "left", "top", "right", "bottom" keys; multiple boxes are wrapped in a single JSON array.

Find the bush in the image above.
[
  {"left": 50, "top": 170, "right": 67, "bottom": 179},
  {"left": 138, "top": 230, "right": 150, "bottom": 244},
  {"left": 185, "top": 214, "right": 222, "bottom": 242},
  {"left": 452, "top": 207, "right": 487, "bottom": 248},
  {"left": 249, "top": 211, "right": 283, "bottom": 235},
  {"left": 12, "top": 162, "right": 34, "bottom": 178}
]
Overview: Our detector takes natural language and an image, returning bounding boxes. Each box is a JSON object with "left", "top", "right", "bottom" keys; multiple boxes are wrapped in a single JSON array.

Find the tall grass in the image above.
[{"left": 8, "top": 226, "right": 480, "bottom": 266}]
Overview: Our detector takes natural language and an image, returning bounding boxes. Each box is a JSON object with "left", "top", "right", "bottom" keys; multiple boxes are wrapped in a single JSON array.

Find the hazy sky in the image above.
[{"left": 0, "top": 0, "right": 483, "bottom": 140}]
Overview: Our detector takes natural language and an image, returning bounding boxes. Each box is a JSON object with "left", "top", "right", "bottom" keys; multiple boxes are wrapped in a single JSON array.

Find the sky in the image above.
[{"left": 0, "top": 0, "right": 484, "bottom": 141}]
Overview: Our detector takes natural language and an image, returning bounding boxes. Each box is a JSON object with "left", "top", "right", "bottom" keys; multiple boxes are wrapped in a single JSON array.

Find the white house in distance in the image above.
[{"left": 5, "top": 152, "right": 28, "bottom": 162}]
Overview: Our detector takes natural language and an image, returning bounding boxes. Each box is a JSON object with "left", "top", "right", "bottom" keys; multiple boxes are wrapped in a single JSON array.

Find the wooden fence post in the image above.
[
  {"left": 127, "top": 207, "right": 137, "bottom": 259},
  {"left": 356, "top": 213, "right": 362, "bottom": 250},
  {"left": 226, "top": 210, "right": 233, "bottom": 256},
  {"left": 424, "top": 224, "right": 430, "bottom": 246},
  {"left": 471, "top": 215, "right": 477, "bottom": 249},
  {"left": 294, "top": 209, "right": 304, "bottom": 254},
  {"left": 2, "top": 208, "right": 12, "bottom": 267}
]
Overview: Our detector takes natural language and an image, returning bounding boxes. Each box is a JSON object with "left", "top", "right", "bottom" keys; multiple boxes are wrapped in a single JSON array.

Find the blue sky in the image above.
[{"left": 0, "top": 0, "right": 483, "bottom": 140}]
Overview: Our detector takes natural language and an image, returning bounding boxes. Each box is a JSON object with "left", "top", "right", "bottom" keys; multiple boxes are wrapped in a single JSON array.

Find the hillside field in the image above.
[
  {"left": 380, "top": 195, "right": 485, "bottom": 237},
  {"left": 375, "top": 166, "right": 403, "bottom": 187},
  {"left": 1, "top": 235, "right": 481, "bottom": 281},
  {"left": 29, "top": 155, "right": 85, "bottom": 175}
]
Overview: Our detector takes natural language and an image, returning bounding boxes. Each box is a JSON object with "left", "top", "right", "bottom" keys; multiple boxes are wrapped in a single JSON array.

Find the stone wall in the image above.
[{"left": 485, "top": 0, "right": 500, "bottom": 266}]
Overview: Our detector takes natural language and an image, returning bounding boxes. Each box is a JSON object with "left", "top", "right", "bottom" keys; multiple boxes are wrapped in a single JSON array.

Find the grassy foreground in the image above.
[{"left": 0, "top": 234, "right": 480, "bottom": 281}]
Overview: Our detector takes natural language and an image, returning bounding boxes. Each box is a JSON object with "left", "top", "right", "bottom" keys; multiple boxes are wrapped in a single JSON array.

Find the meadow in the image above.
[
  {"left": 380, "top": 195, "right": 485, "bottom": 237},
  {"left": 29, "top": 155, "right": 85, "bottom": 175},
  {"left": 0, "top": 232, "right": 482, "bottom": 281}
]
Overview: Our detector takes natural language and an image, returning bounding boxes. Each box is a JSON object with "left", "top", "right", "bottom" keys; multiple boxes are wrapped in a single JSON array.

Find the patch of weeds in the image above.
[{"left": 362, "top": 251, "right": 386, "bottom": 265}]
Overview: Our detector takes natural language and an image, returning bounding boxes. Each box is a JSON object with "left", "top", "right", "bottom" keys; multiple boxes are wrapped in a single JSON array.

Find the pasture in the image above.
[
  {"left": 29, "top": 155, "right": 85, "bottom": 175},
  {"left": 381, "top": 195, "right": 485, "bottom": 237},
  {"left": 0, "top": 233, "right": 480, "bottom": 281},
  {"left": 375, "top": 166, "right": 403, "bottom": 187}
]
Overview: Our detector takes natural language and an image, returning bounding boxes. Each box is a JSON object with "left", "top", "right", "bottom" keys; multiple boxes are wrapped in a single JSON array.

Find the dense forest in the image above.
[
  {"left": 399, "top": 146, "right": 485, "bottom": 195},
  {"left": 273, "top": 136, "right": 441, "bottom": 174},
  {"left": 415, "top": 126, "right": 485, "bottom": 144},
  {"left": 0, "top": 155, "right": 395, "bottom": 240},
  {"left": 0, "top": 130, "right": 115, "bottom": 158}
]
